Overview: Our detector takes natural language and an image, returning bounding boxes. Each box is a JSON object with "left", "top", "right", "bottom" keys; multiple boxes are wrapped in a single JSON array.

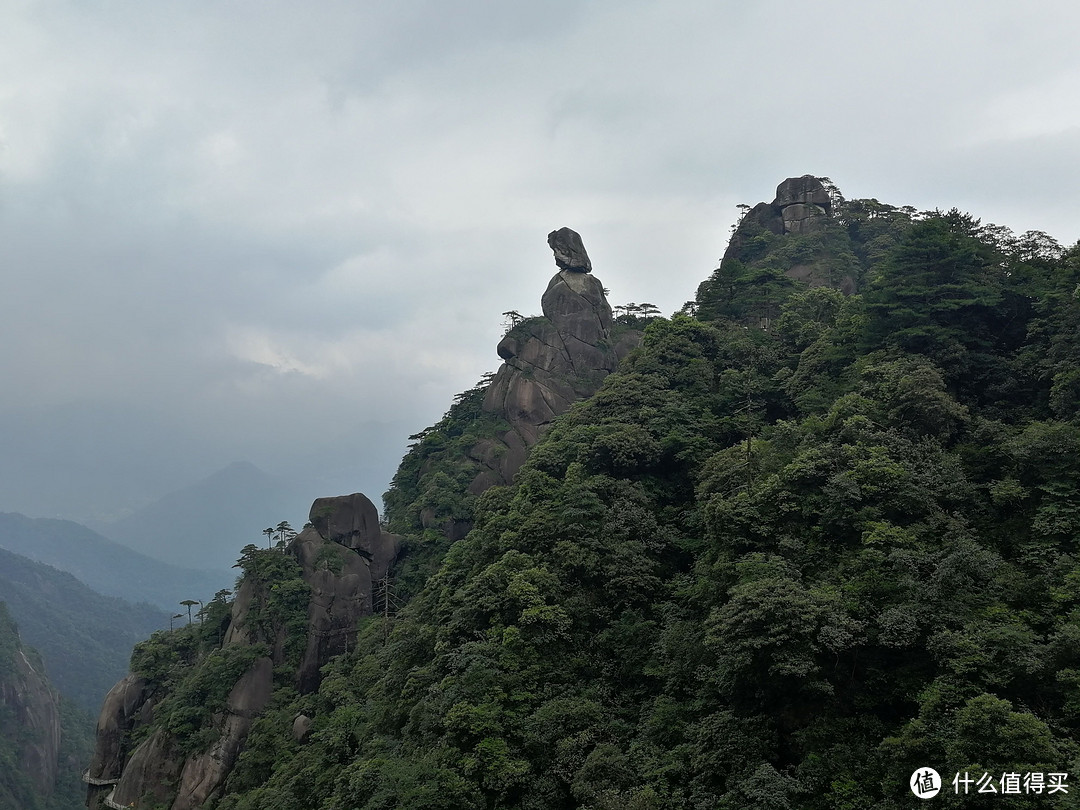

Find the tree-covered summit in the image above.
[{"left": 92, "top": 180, "right": 1080, "bottom": 809}]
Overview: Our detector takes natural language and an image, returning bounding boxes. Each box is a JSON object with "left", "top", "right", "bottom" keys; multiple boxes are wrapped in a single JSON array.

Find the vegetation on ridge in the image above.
[{"left": 106, "top": 185, "right": 1080, "bottom": 808}]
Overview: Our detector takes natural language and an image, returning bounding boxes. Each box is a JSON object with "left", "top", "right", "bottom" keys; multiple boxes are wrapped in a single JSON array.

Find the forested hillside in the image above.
[
  {"left": 0, "top": 512, "right": 227, "bottom": 612},
  {"left": 0, "top": 547, "right": 168, "bottom": 712},
  {"left": 93, "top": 179, "right": 1080, "bottom": 808}
]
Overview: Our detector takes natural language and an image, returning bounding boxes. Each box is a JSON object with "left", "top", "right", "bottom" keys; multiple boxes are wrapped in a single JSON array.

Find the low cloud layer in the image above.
[{"left": 2, "top": 0, "right": 1077, "bottom": 523}]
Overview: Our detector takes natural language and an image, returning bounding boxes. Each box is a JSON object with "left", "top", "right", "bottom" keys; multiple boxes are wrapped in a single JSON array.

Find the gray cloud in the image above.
[{"left": 1, "top": 0, "right": 1077, "bottom": 523}]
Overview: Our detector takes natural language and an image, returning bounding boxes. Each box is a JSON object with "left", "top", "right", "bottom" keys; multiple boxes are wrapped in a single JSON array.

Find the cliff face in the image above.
[
  {"left": 292, "top": 493, "right": 400, "bottom": 691},
  {"left": 85, "top": 493, "right": 400, "bottom": 810},
  {"left": 470, "top": 227, "right": 640, "bottom": 494},
  {"left": 0, "top": 601, "right": 62, "bottom": 806}
]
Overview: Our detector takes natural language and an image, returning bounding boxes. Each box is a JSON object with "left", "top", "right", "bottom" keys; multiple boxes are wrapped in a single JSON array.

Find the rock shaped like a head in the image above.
[
  {"left": 309, "top": 493, "right": 381, "bottom": 550},
  {"left": 774, "top": 175, "right": 831, "bottom": 213},
  {"left": 306, "top": 492, "right": 400, "bottom": 579},
  {"left": 547, "top": 227, "right": 592, "bottom": 273}
]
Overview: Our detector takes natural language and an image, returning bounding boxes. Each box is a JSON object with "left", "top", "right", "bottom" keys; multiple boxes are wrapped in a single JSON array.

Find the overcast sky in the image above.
[{"left": 2, "top": 0, "right": 1078, "bottom": 524}]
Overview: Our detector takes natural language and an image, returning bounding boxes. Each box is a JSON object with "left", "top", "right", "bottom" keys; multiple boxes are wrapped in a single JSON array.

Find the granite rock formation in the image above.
[
  {"left": 774, "top": 175, "right": 831, "bottom": 220},
  {"left": 721, "top": 175, "right": 856, "bottom": 294},
  {"left": 547, "top": 226, "right": 593, "bottom": 272},
  {"left": 470, "top": 228, "right": 640, "bottom": 494},
  {"left": 85, "top": 674, "right": 152, "bottom": 786},
  {"left": 293, "top": 494, "right": 400, "bottom": 691},
  {"left": 723, "top": 175, "right": 831, "bottom": 261},
  {"left": 85, "top": 494, "right": 400, "bottom": 810}
]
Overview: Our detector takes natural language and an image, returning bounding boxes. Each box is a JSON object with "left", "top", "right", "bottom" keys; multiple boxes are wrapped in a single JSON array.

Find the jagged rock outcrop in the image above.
[
  {"left": 85, "top": 493, "right": 400, "bottom": 810},
  {"left": 721, "top": 175, "right": 856, "bottom": 294},
  {"left": 0, "top": 603, "right": 62, "bottom": 802},
  {"left": 294, "top": 494, "right": 400, "bottom": 691},
  {"left": 724, "top": 176, "right": 831, "bottom": 262},
  {"left": 472, "top": 228, "right": 640, "bottom": 494},
  {"left": 168, "top": 656, "right": 273, "bottom": 810}
]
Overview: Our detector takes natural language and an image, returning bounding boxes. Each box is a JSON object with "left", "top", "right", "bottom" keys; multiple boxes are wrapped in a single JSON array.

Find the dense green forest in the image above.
[{"left": 120, "top": 185, "right": 1080, "bottom": 808}]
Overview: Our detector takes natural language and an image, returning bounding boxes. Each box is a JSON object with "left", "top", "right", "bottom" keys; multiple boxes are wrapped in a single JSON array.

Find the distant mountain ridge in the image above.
[
  {"left": 0, "top": 547, "right": 169, "bottom": 713},
  {"left": 91, "top": 461, "right": 310, "bottom": 572},
  {"left": 0, "top": 512, "right": 227, "bottom": 611}
]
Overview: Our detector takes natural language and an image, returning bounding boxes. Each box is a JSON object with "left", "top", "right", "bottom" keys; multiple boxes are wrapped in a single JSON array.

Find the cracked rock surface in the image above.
[{"left": 476, "top": 228, "right": 640, "bottom": 492}]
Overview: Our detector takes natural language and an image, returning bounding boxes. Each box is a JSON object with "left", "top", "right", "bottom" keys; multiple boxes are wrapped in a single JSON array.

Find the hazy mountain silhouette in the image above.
[
  {"left": 0, "top": 547, "right": 168, "bottom": 712},
  {"left": 93, "top": 461, "right": 311, "bottom": 572},
  {"left": 0, "top": 511, "right": 227, "bottom": 611}
]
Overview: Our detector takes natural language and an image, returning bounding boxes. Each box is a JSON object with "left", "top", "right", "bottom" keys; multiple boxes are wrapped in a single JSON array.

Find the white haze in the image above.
[{"left": 1, "top": 0, "right": 1077, "bottom": 528}]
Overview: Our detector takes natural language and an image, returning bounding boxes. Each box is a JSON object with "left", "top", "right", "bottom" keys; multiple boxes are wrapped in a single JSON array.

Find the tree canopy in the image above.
[{"left": 107, "top": 190, "right": 1080, "bottom": 809}]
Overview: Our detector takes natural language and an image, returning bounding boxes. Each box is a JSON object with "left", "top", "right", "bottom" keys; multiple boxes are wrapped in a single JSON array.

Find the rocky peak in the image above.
[
  {"left": 774, "top": 175, "right": 830, "bottom": 234},
  {"left": 472, "top": 228, "right": 640, "bottom": 495},
  {"left": 717, "top": 175, "right": 855, "bottom": 295},
  {"left": 547, "top": 226, "right": 593, "bottom": 272},
  {"left": 85, "top": 493, "right": 401, "bottom": 810},
  {"left": 774, "top": 175, "right": 831, "bottom": 213}
]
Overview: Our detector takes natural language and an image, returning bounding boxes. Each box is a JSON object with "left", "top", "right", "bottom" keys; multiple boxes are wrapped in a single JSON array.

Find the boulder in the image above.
[
  {"left": 309, "top": 493, "right": 400, "bottom": 581},
  {"left": 547, "top": 227, "right": 592, "bottom": 272},
  {"left": 310, "top": 492, "right": 379, "bottom": 549},
  {"left": 774, "top": 175, "right": 831, "bottom": 212},
  {"left": 292, "top": 714, "right": 313, "bottom": 742}
]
